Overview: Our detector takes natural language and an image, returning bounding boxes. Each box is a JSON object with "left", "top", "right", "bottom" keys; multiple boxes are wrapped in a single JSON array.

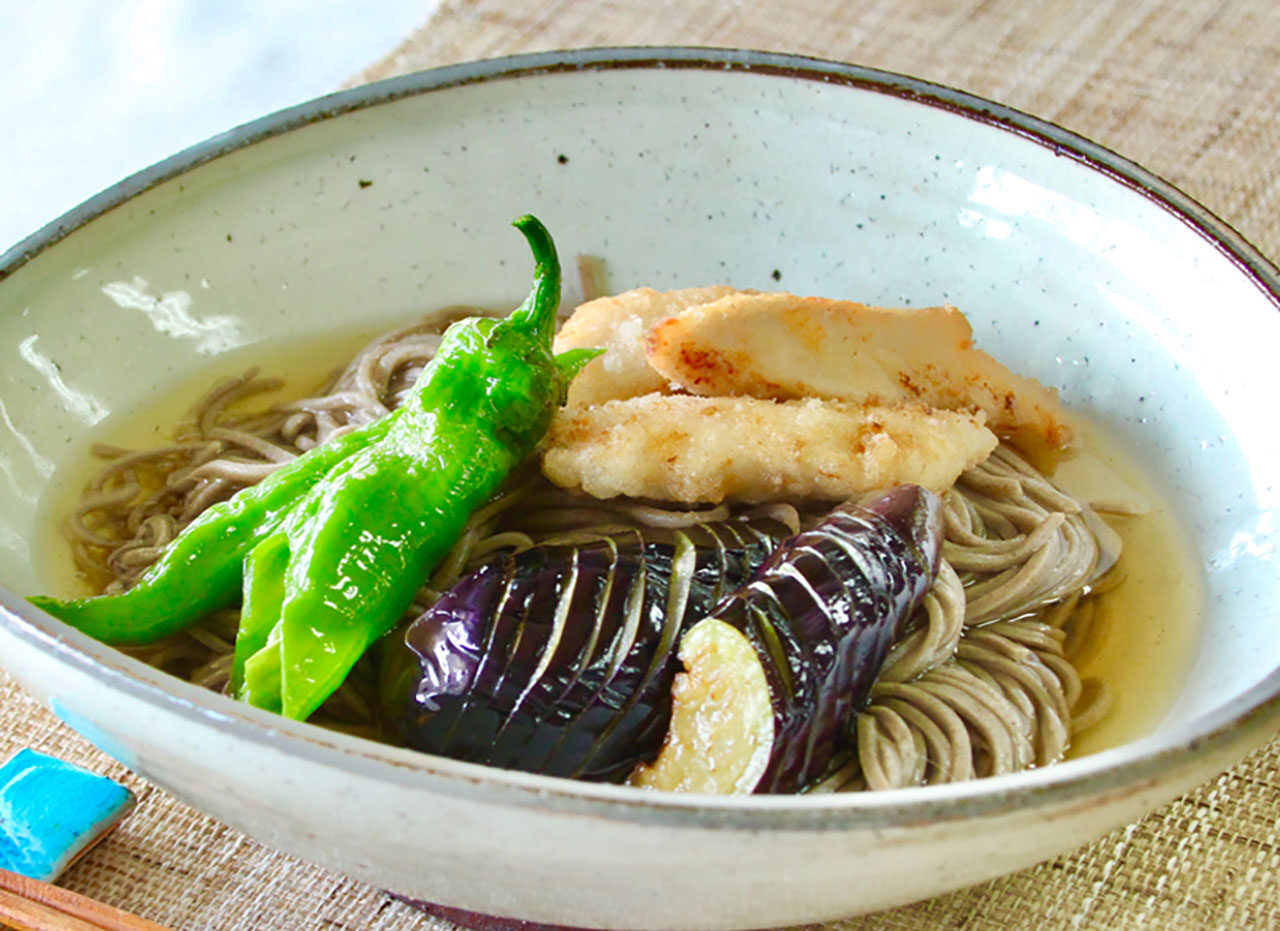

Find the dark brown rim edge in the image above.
[{"left": 2, "top": 47, "right": 1279, "bottom": 832}]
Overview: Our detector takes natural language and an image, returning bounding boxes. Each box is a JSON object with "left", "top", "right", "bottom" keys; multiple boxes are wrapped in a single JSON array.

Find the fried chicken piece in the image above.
[
  {"left": 553, "top": 286, "right": 744, "bottom": 407},
  {"left": 644, "top": 292, "right": 1074, "bottom": 457},
  {"left": 542, "top": 394, "right": 998, "bottom": 504}
]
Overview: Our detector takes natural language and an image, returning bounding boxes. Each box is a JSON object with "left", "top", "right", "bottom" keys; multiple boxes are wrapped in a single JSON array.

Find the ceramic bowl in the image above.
[{"left": 1, "top": 48, "right": 1278, "bottom": 930}]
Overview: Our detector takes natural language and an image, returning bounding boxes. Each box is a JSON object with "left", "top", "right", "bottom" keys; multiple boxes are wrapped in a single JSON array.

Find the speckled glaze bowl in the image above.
[{"left": 1, "top": 49, "right": 1278, "bottom": 929}]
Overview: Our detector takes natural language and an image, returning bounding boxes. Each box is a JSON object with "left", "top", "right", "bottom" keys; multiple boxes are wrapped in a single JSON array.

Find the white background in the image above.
[{"left": 0, "top": 1, "right": 433, "bottom": 254}]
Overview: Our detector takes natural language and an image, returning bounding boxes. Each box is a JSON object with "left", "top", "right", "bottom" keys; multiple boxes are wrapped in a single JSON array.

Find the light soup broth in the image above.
[
  {"left": 1050, "top": 421, "right": 1204, "bottom": 758},
  {"left": 35, "top": 329, "right": 1204, "bottom": 762}
]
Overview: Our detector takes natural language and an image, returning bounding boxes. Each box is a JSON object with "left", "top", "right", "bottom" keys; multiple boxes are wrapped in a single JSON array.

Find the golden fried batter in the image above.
[
  {"left": 543, "top": 394, "right": 998, "bottom": 503},
  {"left": 644, "top": 291, "right": 1074, "bottom": 456},
  {"left": 553, "top": 285, "right": 744, "bottom": 407}
]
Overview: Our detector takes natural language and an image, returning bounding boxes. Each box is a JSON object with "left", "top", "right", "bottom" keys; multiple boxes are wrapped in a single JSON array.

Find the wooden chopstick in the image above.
[{"left": 0, "top": 867, "right": 173, "bottom": 931}]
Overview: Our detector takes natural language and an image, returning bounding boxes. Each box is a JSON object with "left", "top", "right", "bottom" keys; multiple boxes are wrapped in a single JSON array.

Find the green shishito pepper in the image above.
[{"left": 32, "top": 215, "right": 601, "bottom": 721}]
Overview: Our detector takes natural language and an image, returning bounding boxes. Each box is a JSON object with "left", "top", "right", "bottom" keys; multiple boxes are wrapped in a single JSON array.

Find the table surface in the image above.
[{"left": 5, "top": 0, "right": 1280, "bottom": 928}]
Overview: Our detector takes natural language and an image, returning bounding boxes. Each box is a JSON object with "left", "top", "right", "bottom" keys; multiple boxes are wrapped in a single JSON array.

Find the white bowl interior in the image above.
[{"left": 2, "top": 60, "right": 1278, "bottom": 750}]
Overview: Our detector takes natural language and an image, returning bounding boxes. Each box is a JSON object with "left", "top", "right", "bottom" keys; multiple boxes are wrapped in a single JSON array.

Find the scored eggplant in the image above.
[
  {"left": 629, "top": 485, "right": 944, "bottom": 794},
  {"left": 378, "top": 516, "right": 794, "bottom": 781}
]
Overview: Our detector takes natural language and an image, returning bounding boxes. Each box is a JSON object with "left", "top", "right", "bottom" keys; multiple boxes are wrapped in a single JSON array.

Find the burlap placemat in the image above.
[{"left": 6, "top": 0, "right": 1280, "bottom": 927}]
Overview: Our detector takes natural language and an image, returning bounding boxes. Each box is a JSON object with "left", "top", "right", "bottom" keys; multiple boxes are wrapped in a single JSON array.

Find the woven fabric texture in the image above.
[{"left": 6, "top": 0, "right": 1280, "bottom": 927}]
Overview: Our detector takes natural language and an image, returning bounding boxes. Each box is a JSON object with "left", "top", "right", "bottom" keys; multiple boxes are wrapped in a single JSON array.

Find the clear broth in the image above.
[
  {"left": 35, "top": 333, "right": 1205, "bottom": 760},
  {"left": 1051, "top": 420, "right": 1204, "bottom": 758},
  {"left": 34, "top": 328, "right": 387, "bottom": 599}
]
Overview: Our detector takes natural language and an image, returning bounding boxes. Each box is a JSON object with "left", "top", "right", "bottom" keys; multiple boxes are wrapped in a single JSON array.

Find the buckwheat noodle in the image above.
[{"left": 64, "top": 310, "right": 1123, "bottom": 788}]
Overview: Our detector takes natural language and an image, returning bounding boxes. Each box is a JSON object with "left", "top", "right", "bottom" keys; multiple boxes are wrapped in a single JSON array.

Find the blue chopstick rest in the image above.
[{"left": 0, "top": 748, "right": 135, "bottom": 881}]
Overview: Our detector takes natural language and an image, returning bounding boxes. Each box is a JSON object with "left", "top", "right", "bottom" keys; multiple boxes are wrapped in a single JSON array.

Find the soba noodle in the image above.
[{"left": 63, "top": 310, "right": 1120, "bottom": 788}]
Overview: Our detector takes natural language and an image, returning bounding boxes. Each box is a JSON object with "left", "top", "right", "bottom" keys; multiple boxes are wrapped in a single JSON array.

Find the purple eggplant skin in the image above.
[
  {"left": 711, "top": 484, "right": 943, "bottom": 794},
  {"left": 378, "top": 517, "right": 792, "bottom": 781}
]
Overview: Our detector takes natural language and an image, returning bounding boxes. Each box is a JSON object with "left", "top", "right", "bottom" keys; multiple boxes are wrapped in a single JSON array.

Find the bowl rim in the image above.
[{"left": 3, "top": 45, "right": 1279, "bottom": 831}]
